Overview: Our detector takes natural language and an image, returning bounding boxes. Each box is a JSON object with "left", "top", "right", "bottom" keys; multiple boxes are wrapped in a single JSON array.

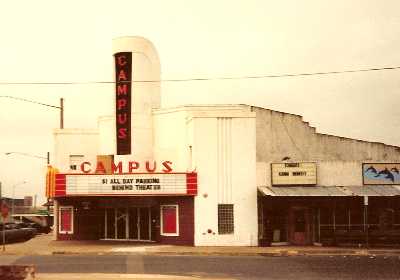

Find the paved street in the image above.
[{"left": 1, "top": 254, "right": 400, "bottom": 279}]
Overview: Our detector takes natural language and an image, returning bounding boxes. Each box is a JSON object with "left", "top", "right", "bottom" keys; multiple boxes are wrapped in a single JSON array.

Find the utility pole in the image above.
[
  {"left": 0, "top": 96, "right": 65, "bottom": 129},
  {"left": 1, "top": 181, "right": 5, "bottom": 251},
  {"left": 60, "top": 97, "right": 64, "bottom": 129}
]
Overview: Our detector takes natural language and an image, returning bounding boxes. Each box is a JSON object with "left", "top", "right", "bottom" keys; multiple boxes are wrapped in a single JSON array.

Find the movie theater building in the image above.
[
  {"left": 50, "top": 37, "right": 258, "bottom": 246},
  {"left": 49, "top": 36, "right": 400, "bottom": 246}
]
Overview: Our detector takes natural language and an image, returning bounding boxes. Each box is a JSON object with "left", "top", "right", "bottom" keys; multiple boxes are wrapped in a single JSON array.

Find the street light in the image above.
[
  {"left": 5, "top": 152, "right": 50, "bottom": 165},
  {"left": 0, "top": 96, "right": 64, "bottom": 129},
  {"left": 11, "top": 181, "right": 27, "bottom": 220},
  {"left": 5, "top": 152, "right": 50, "bottom": 215}
]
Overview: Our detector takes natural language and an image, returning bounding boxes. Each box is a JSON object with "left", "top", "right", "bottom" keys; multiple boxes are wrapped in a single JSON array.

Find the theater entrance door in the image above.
[{"left": 104, "top": 207, "right": 155, "bottom": 241}]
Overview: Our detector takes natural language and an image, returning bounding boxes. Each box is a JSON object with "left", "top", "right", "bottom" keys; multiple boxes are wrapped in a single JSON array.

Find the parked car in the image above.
[
  {"left": 0, "top": 223, "right": 37, "bottom": 244},
  {"left": 16, "top": 222, "right": 51, "bottom": 234}
]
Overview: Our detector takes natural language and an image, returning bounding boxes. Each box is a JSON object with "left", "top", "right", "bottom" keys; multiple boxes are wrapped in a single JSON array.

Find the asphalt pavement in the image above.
[{"left": 1, "top": 254, "right": 400, "bottom": 279}]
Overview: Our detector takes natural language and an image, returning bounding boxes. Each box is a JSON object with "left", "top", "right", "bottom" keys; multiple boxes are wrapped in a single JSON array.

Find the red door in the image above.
[{"left": 289, "top": 208, "right": 310, "bottom": 245}]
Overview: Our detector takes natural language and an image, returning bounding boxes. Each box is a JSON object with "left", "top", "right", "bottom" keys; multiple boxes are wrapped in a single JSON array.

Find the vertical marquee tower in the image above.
[{"left": 103, "top": 36, "right": 161, "bottom": 164}]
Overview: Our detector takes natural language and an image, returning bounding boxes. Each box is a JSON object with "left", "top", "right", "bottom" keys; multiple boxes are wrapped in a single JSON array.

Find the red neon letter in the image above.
[
  {"left": 118, "top": 128, "right": 127, "bottom": 139},
  {"left": 146, "top": 161, "right": 157, "bottom": 173},
  {"left": 117, "top": 98, "right": 127, "bottom": 110},
  {"left": 118, "top": 69, "right": 127, "bottom": 81},
  {"left": 112, "top": 161, "right": 123, "bottom": 174},
  {"left": 117, "top": 113, "right": 127, "bottom": 124},
  {"left": 117, "top": 55, "right": 127, "bottom": 66},
  {"left": 162, "top": 161, "right": 173, "bottom": 173},
  {"left": 95, "top": 161, "right": 106, "bottom": 174},
  {"left": 80, "top": 162, "right": 91, "bottom": 173},
  {"left": 129, "top": 161, "right": 140, "bottom": 173},
  {"left": 117, "top": 84, "right": 128, "bottom": 95}
]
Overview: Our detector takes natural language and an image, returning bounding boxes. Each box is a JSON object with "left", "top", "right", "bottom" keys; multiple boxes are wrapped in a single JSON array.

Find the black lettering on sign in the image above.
[
  {"left": 292, "top": 171, "right": 307, "bottom": 176},
  {"left": 279, "top": 172, "right": 290, "bottom": 176},
  {"left": 115, "top": 52, "right": 132, "bottom": 155},
  {"left": 285, "top": 163, "right": 300, "bottom": 167}
]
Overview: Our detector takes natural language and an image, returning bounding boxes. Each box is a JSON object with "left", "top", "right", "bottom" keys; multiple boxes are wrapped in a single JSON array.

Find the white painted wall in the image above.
[
  {"left": 53, "top": 128, "right": 99, "bottom": 172},
  {"left": 152, "top": 108, "right": 188, "bottom": 172},
  {"left": 191, "top": 108, "right": 257, "bottom": 246},
  {"left": 254, "top": 106, "right": 400, "bottom": 163},
  {"left": 256, "top": 162, "right": 268, "bottom": 186},
  {"left": 255, "top": 106, "right": 400, "bottom": 188},
  {"left": 257, "top": 160, "right": 400, "bottom": 187},
  {"left": 98, "top": 115, "right": 115, "bottom": 155},
  {"left": 153, "top": 105, "right": 258, "bottom": 246},
  {"left": 317, "top": 161, "right": 362, "bottom": 186}
]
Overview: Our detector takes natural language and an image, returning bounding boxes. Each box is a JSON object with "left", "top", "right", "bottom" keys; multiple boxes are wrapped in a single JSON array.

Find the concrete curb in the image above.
[
  {"left": 44, "top": 250, "right": 400, "bottom": 257},
  {"left": 37, "top": 273, "right": 219, "bottom": 280}
]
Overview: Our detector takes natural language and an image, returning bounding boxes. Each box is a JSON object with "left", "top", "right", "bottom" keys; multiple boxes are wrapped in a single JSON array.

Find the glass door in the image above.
[
  {"left": 116, "top": 208, "right": 128, "bottom": 239},
  {"left": 104, "top": 207, "right": 152, "bottom": 241},
  {"left": 139, "top": 207, "right": 151, "bottom": 241},
  {"left": 129, "top": 208, "right": 139, "bottom": 240}
]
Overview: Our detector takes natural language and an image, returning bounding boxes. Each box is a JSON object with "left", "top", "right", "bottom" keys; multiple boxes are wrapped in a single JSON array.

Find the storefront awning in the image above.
[{"left": 258, "top": 185, "right": 400, "bottom": 197}]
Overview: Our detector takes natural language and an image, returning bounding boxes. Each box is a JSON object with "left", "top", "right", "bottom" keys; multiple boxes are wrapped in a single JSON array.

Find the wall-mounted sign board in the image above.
[
  {"left": 363, "top": 163, "right": 400, "bottom": 185},
  {"left": 271, "top": 162, "right": 317, "bottom": 185}
]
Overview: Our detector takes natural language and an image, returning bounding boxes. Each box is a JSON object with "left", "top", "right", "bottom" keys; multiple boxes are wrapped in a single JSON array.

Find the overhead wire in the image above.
[
  {"left": 0, "top": 65, "right": 399, "bottom": 85},
  {"left": 0, "top": 96, "right": 60, "bottom": 108}
]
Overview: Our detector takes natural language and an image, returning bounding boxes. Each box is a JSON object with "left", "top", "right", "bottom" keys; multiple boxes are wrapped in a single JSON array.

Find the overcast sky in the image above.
[{"left": 1, "top": 0, "right": 400, "bottom": 203}]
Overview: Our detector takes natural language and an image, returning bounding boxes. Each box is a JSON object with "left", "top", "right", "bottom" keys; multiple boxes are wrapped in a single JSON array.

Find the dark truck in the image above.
[{"left": 0, "top": 223, "right": 37, "bottom": 244}]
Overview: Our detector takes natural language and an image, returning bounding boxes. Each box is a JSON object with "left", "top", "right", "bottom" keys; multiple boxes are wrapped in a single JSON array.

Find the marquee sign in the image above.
[
  {"left": 114, "top": 52, "right": 132, "bottom": 155},
  {"left": 363, "top": 163, "right": 400, "bottom": 185},
  {"left": 54, "top": 173, "right": 197, "bottom": 197},
  {"left": 271, "top": 162, "right": 317, "bottom": 185}
]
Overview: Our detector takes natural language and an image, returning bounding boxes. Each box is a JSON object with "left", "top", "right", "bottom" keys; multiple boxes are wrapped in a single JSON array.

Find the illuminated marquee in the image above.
[
  {"left": 54, "top": 173, "right": 198, "bottom": 197},
  {"left": 114, "top": 52, "right": 132, "bottom": 155}
]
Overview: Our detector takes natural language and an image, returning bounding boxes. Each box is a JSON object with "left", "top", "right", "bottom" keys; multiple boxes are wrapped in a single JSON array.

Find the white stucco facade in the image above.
[
  {"left": 152, "top": 105, "right": 258, "bottom": 246},
  {"left": 53, "top": 105, "right": 258, "bottom": 246}
]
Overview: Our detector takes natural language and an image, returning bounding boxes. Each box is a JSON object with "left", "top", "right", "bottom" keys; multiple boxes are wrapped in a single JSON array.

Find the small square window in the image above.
[{"left": 218, "top": 204, "right": 234, "bottom": 234}]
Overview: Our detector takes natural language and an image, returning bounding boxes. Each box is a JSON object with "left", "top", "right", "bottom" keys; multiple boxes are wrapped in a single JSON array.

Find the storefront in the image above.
[
  {"left": 258, "top": 162, "right": 400, "bottom": 246},
  {"left": 259, "top": 194, "right": 400, "bottom": 246}
]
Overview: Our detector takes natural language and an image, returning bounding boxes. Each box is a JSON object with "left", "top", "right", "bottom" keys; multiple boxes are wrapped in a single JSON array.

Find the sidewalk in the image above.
[
  {"left": 36, "top": 274, "right": 233, "bottom": 280},
  {"left": 2, "top": 234, "right": 400, "bottom": 257}
]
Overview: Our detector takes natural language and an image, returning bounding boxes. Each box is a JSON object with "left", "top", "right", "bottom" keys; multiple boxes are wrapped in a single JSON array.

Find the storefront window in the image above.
[
  {"left": 160, "top": 205, "right": 179, "bottom": 236},
  {"left": 350, "top": 208, "right": 363, "bottom": 231},
  {"left": 59, "top": 206, "right": 74, "bottom": 234},
  {"left": 334, "top": 203, "right": 349, "bottom": 232},
  {"left": 320, "top": 207, "right": 333, "bottom": 225},
  {"left": 394, "top": 209, "right": 400, "bottom": 229}
]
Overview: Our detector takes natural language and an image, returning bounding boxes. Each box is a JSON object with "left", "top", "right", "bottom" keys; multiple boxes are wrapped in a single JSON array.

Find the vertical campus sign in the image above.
[{"left": 114, "top": 52, "right": 132, "bottom": 155}]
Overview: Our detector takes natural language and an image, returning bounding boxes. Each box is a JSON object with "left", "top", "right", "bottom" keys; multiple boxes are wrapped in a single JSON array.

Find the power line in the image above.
[
  {"left": 0, "top": 96, "right": 60, "bottom": 109},
  {"left": 0, "top": 65, "right": 399, "bottom": 85}
]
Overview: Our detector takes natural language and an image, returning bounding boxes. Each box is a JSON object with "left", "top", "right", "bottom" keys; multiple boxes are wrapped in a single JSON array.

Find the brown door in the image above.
[{"left": 289, "top": 208, "right": 311, "bottom": 245}]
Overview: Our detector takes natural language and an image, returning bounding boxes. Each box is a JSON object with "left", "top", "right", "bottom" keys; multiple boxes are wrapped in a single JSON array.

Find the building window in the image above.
[
  {"left": 69, "top": 155, "right": 84, "bottom": 171},
  {"left": 160, "top": 205, "right": 179, "bottom": 236},
  {"left": 59, "top": 206, "right": 74, "bottom": 234},
  {"left": 218, "top": 204, "right": 234, "bottom": 234}
]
